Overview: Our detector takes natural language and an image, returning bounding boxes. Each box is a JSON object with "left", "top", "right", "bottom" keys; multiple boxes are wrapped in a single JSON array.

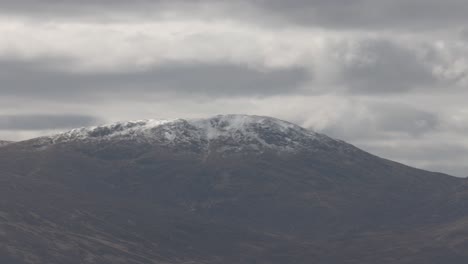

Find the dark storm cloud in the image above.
[
  {"left": 0, "top": 114, "right": 100, "bottom": 130},
  {"left": 2, "top": 0, "right": 468, "bottom": 30},
  {"left": 338, "top": 39, "right": 437, "bottom": 94},
  {"left": 0, "top": 58, "right": 310, "bottom": 100}
]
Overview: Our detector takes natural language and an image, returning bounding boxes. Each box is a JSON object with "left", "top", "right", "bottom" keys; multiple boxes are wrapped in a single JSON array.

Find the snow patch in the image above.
[{"left": 32, "top": 114, "right": 348, "bottom": 154}]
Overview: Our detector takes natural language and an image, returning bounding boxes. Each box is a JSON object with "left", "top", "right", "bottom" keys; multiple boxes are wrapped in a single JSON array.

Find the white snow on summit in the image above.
[
  {"left": 191, "top": 115, "right": 299, "bottom": 140},
  {"left": 30, "top": 115, "right": 349, "bottom": 154},
  {"left": 50, "top": 119, "right": 177, "bottom": 142}
]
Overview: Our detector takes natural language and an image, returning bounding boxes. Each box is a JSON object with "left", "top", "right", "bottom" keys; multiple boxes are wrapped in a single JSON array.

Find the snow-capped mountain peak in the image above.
[{"left": 29, "top": 115, "right": 351, "bottom": 154}]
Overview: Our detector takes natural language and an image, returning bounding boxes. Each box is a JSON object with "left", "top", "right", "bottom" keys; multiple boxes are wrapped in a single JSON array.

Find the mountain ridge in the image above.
[
  {"left": 17, "top": 115, "right": 361, "bottom": 158},
  {"left": 1, "top": 114, "right": 468, "bottom": 264}
]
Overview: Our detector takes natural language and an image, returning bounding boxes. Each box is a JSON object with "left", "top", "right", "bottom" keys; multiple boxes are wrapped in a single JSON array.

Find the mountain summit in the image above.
[
  {"left": 29, "top": 115, "right": 355, "bottom": 156},
  {"left": 1, "top": 115, "right": 468, "bottom": 264}
]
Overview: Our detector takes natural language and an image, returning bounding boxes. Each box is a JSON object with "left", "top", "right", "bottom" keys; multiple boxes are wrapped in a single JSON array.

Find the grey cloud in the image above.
[
  {"left": 362, "top": 142, "right": 468, "bottom": 162},
  {"left": 244, "top": 0, "right": 468, "bottom": 30},
  {"left": 0, "top": 58, "right": 310, "bottom": 100},
  {"left": 0, "top": 0, "right": 166, "bottom": 16},
  {"left": 358, "top": 142, "right": 468, "bottom": 177},
  {"left": 2, "top": 0, "right": 468, "bottom": 30},
  {"left": 314, "top": 103, "right": 439, "bottom": 141},
  {"left": 337, "top": 39, "right": 437, "bottom": 94},
  {"left": 373, "top": 104, "right": 439, "bottom": 136},
  {"left": 0, "top": 0, "right": 218, "bottom": 21},
  {"left": 316, "top": 115, "right": 375, "bottom": 142},
  {"left": 0, "top": 114, "right": 101, "bottom": 130},
  {"left": 461, "top": 28, "right": 468, "bottom": 41}
]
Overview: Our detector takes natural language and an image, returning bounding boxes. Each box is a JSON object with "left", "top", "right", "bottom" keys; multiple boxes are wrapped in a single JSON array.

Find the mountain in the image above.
[
  {"left": 0, "top": 140, "right": 12, "bottom": 147},
  {"left": 26, "top": 115, "right": 348, "bottom": 154},
  {"left": 1, "top": 114, "right": 468, "bottom": 264}
]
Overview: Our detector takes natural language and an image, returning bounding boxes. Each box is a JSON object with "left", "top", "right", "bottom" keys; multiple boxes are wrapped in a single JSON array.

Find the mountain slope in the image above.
[
  {"left": 1, "top": 115, "right": 468, "bottom": 264},
  {"left": 0, "top": 140, "right": 12, "bottom": 147}
]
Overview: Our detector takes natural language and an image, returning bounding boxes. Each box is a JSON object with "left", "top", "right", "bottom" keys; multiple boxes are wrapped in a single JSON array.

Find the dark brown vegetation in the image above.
[{"left": 1, "top": 135, "right": 468, "bottom": 264}]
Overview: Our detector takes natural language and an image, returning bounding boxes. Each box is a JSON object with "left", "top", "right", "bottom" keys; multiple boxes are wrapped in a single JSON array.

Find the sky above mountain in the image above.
[{"left": 0, "top": 0, "right": 467, "bottom": 176}]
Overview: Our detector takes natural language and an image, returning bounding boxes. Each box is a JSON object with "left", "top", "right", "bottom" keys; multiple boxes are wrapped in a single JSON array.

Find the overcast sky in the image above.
[{"left": 1, "top": 0, "right": 467, "bottom": 176}]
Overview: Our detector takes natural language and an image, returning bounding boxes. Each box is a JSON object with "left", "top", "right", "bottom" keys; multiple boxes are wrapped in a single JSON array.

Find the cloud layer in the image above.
[
  {"left": 0, "top": 114, "right": 100, "bottom": 130},
  {"left": 0, "top": 1, "right": 467, "bottom": 176}
]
